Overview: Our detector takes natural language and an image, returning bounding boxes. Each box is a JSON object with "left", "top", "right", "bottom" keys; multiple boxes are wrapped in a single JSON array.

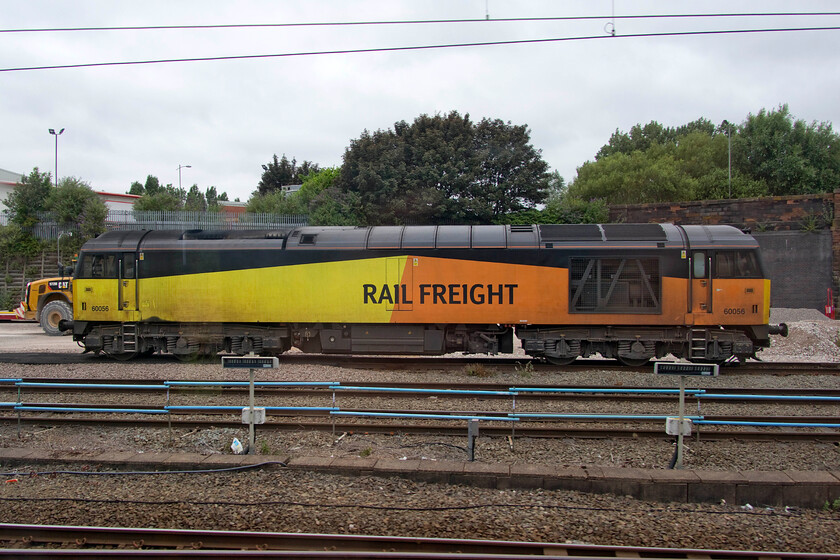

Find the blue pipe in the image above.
[
  {"left": 332, "top": 386, "right": 514, "bottom": 396},
  {"left": 700, "top": 393, "right": 840, "bottom": 402},
  {"left": 166, "top": 406, "right": 338, "bottom": 412},
  {"left": 165, "top": 381, "right": 338, "bottom": 388},
  {"left": 695, "top": 419, "right": 840, "bottom": 428},
  {"left": 15, "top": 405, "right": 168, "bottom": 414},
  {"left": 510, "top": 387, "right": 704, "bottom": 395},
  {"left": 513, "top": 413, "right": 703, "bottom": 420},
  {"left": 331, "top": 411, "right": 517, "bottom": 422},
  {"left": 16, "top": 382, "right": 168, "bottom": 390}
]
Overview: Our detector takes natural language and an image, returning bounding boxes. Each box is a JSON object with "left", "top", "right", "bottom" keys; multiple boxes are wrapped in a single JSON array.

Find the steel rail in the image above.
[
  {"left": 5, "top": 380, "right": 840, "bottom": 400},
  {"left": 2, "top": 415, "right": 838, "bottom": 441},
  {"left": 5, "top": 402, "right": 840, "bottom": 424},
  {"left": 1, "top": 351, "right": 839, "bottom": 375},
  {"left": 1, "top": 523, "right": 837, "bottom": 559}
]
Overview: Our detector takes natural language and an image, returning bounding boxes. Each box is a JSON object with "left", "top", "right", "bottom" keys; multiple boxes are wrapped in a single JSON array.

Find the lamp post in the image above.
[
  {"left": 177, "top": 164, "right": 191, "bottom": 190},
  {"left": 49, "top": 128, "right": 65, "bottom": 186},
  {"left": 722, "top": 120, "right": 732, "bottom": 198},
  {"left": 57, "top": 231, "right": 72, "bottom": 276}
]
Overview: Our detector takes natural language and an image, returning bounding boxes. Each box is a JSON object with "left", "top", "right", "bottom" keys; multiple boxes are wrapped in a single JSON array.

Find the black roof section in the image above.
[{"left": 78, "top": 224, "right": 756, "bottom": 252}]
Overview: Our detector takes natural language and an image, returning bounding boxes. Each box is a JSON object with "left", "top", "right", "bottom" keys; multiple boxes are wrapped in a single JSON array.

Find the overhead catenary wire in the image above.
[
  {"left": 2, "top": 12, "right": 839, "bottom": 33},
  {"left": 1, "top": 26, "right": 839, "bottom": 73}
]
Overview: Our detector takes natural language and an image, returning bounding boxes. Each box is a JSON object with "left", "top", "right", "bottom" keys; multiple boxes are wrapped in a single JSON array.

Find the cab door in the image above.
[
  {"left": 690, "top": 251, "right": 713, "bottom": 315},
  {"left": 118, "top": 252, "right": 140, "bottom": 322}
]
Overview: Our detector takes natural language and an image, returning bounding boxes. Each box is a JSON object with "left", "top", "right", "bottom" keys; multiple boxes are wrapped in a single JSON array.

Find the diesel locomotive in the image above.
[{"left": 63, "top": 223, "right": 787, "bottom": 364}]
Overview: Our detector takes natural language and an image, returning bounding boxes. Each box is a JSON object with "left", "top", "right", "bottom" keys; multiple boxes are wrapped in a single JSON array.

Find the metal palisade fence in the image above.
[{"left": 0, "top": 210, "right": 309, "bottom": 240}]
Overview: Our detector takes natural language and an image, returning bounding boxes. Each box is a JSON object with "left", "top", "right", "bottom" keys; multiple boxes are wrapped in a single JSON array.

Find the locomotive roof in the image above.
[{"left": 79, "top": 224, "right": 757, "bottom": 251}]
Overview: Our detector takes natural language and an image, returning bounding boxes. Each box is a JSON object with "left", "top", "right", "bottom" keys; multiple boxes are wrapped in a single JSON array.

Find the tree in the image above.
[
  {"left": 596, "top": 118, "right": 716, "bottom": 160},
  {"left": 257, "top": 154, "right": 320, "bottom": 195},
  {"left": 133, "top": 178, "right": 185, "bottom": 211},
  {"left": 733, "top": 104, "right": 840, "bottom": 195},
  {"left": 184, "top": 184, "right": 207, "bottom": 211},
  {"left": 46, "top": 177, "right": 107, "bottom": 238},
  {"left": 470, "top": 118, "right": 549, "bottom": 221},
  {"left": 337, "top": 111, "right": 550, "bottom": 224},
  {"left": 571, "top": 148, "right": 695, "bottom": 204},
  {"left": 247, "top": 167, "right": 348, "bottom": 223},
  {"left": 204, "top": 186, "right": 228, "bottom": 211},
  {"left": 4, "top": 168, "right": 52, "bottom": 227}
]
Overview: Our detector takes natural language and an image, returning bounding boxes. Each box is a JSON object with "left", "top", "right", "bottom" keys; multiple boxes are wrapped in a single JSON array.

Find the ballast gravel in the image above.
[{"left": 1, "top": 312, "right": 839, "bottom": 553}]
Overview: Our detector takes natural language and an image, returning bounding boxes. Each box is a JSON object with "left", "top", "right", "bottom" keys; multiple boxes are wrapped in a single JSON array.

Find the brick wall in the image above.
[
  {"left": 608, "top": 193, "right": 834, "bottom": 231},
  {"left": 608, "top": 191, "right": 839, "bottom": 311}
]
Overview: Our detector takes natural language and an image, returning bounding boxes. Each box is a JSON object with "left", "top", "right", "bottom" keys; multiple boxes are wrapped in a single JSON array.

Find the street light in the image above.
[
  {"left": 177, "top": 164, "right": 192, "bottom": 189},
  {"left": 57, "top": 231, "right": 72, "bottom": 276},
  {"left": 49, "top": 128, "right": 65, "bottom": 186},
  {"left": 722, "top": 120, "right": 732, "bottom": 198}
]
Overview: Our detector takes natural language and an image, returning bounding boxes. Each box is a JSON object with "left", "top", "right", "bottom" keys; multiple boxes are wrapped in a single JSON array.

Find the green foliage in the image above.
[
  {"left": 464, "top": 363, "right": 492, "bottom": 377},
  {"left": 0, "top": 289, "right": 18, "bottom": 311},
  {"left": 184, "top": 184, "right": 207, "bottom": 211},
  {"left": 247, "top": 167, "right": 357, "bottom": 224},
  {"left": 257, "top": 154, "right": 320, "bottom": 195},
  {"left": 132, "top": 177, "right": 186, "bottom": 211},
  {"left": 824, "top": 498, "right": 840, "bottom": 511},
  {"left": 548, "top": 196, "right": 610, "bottom": 224},
  {"left": 576, "top": 106, "right": 839, "bottom": 205},
  {"left": 735, "top": 104, "right": 840, "bottom": 195},
  {"left": 46, "top": 177, "right": 108, "bottom": 239},
  {"left": 338, "top": 111, "right": 549, "bottom": 225},
  {"left": 204, "top": 186, "right": 228, "bottom": 211},
  {"left": 596, "top": 118, "right": 716, "bottom": 160},
  {"left": 0, "top": 223, "right": 44, "bottom": 263},
  {"left": 515, "top": 361, "right": 535, "bottom": 378},
  {"left": 3, "top": 168, "right": 52, "bottom": 227}
]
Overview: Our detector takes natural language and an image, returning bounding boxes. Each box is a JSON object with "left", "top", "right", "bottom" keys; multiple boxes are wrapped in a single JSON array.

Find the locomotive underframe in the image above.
[
  {"left": 72, "top": 320, "right": 761, "bottom": 364},
  {"left": 516, "top": 324, "right": 761, "bottom": 366}
]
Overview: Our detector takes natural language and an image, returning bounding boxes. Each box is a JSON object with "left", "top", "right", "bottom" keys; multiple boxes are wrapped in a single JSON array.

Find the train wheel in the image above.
[
  {"left": 175, "top": 353, "right": 199, "bottom": 362},
  {"left": 546, "top": 356, "right": 577, "bottom": 366},
  {"left": 616, "top": 356, "right": 651, "bottom": 367},
  {"left": 41, "top": 300, "right": 72, "bottom": 336},
  {"left": 108, "top": 351, "right": 138, "bottom": 361}
]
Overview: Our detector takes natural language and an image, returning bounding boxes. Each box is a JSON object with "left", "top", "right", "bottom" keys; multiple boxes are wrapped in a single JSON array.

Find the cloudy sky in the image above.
[{"left": 2, "top": 1, "right": 838, "bottom": 203}]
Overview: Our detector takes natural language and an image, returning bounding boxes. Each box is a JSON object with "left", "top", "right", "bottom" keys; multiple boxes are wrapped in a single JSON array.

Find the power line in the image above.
[
  {"left": 1, "top": 13, "right": 839, "bottom": 33},
  {"left": 1, "top": 26, "right": 838, "bottom": 73}
]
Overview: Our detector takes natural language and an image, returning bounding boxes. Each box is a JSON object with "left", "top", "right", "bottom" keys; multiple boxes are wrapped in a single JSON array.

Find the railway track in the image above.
[
  {"left": 6, "top": 379, "right": 840, "bottom": 401},
  {"left": 2, "top": 524, "right": 838, "bottom": 559},
  {"left": 3, "top": 380, "right": 838, "bottom": 441},
  {"left": 3, "top": 414, "right": 838, "bottom": 441},
  {"left": 1, "top": 350, "right": 838, "bottom": 375}
]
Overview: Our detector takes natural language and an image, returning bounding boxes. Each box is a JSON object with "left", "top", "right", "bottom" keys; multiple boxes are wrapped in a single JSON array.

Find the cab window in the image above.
[
  {"left": 80, "top": 254, "right": 118, "bottom": 279},
  {"left": 715, "top": 251, "right": 761, "bottom": 278},
  {"left": 122, "top": 253, "right": 135, "bottom": 279},
  {"left": 692, "top": 252, "right": 706, "bottom": 279}
]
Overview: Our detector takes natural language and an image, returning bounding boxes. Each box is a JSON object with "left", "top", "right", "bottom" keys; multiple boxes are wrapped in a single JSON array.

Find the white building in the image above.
[
  {"left": 0, "top": 168, "right": 24, "bottom": 214},
  {"left": 95, "top": 191, "right": 141, "bottom": 213}
]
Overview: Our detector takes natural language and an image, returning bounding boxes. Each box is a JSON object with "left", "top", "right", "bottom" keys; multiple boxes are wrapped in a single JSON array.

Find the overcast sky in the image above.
[{"left": 2, "top": 1, "right": 838, "bottom": 203}]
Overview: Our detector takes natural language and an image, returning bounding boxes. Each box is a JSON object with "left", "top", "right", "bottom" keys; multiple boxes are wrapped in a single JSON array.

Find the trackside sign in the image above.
[{"left": 654, "top": 362, "right": 719, "bottom": 376}]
